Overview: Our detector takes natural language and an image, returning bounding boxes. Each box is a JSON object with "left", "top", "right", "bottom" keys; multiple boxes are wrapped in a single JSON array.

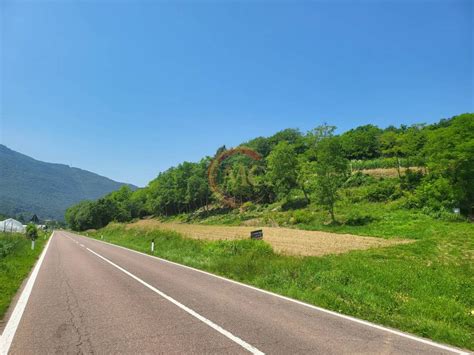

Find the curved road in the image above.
[{"left": 1, "top": 231, "right": 468, "bottom": 354}]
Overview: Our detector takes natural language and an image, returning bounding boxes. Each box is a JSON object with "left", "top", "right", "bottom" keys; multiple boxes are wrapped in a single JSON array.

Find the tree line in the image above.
[{"left": 66, "top": 113, "right": 473, "bottom": 230}]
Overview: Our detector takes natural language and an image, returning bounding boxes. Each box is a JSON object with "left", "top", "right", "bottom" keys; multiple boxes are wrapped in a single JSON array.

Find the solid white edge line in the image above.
[
  {"left": 69, "top": 232, "right": 469, "bottom": 355},
  {"left": 0, "top": 231, "right": 54, "bottom": 355},
  {"left": 85, "top": 246, "right": 264, "bottom": 355}
]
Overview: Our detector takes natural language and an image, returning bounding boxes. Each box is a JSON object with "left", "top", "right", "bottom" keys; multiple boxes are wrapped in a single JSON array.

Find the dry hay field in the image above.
[
  {"left": 360, "top": 166, "right": 424, "bottom": 178},
  {"left": 125, "top": 220, "right": 411, "bottom": 257}
]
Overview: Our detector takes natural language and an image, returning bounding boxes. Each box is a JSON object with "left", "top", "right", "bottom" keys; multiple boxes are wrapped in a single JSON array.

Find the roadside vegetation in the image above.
[{"left": 0, "top": 228, "right": 48, "bottom": 319}]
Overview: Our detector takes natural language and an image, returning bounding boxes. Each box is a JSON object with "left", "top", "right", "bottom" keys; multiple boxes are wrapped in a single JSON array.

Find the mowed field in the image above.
[{"left": 125, "top": 220, "right": 410, "bottom": 256}]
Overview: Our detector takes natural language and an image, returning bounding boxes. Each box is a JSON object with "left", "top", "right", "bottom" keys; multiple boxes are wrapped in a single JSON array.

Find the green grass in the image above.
[
  {"left": 86, "top": 206, "right": 474, "bottom": 350},
  {"left": 0, "top": 232, "right": 49, "bottom": 319}
]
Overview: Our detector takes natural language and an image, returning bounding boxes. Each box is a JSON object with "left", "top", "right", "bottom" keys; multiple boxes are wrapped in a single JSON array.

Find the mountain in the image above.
[{"left": 0, "top": 145, "right": 136, "bottom": 221}]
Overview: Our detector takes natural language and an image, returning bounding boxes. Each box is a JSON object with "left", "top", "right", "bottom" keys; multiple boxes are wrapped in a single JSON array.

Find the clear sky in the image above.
[{"left": 1, "top": 0, "right": 472, "bottom": 186}]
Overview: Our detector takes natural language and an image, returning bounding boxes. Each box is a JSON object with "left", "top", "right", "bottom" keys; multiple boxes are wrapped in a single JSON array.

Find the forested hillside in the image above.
[
  {"left": 66, "top": 113, "right": 473, "bottom": 230},
  {"left": 0, "top": 145, "right": 135, "bottom": 221}
]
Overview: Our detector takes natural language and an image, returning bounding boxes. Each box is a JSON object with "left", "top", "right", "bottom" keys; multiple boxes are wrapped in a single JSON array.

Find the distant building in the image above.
[{"left": 0, "top": 218, "right": 26, "bottom": 233}]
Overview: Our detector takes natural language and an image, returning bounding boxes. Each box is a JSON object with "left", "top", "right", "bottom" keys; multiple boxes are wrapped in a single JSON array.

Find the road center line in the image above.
[
  {"left": 85, "top": 246, "right": 264, "bottom": 355},
  {"left": 0, "top": 232, "right": 54, "bottom": 355}
]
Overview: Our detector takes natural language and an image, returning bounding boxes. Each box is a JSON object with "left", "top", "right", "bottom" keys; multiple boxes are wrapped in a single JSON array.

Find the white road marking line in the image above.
[
  {"left": 75, "top": 232, "right": 469, "bottom": 355},
  {"left": 85, "top": 246, "right": 264, "bottom": 355},
  {"left": 0, "top": 232, "right": 54, "bottom": 355}
]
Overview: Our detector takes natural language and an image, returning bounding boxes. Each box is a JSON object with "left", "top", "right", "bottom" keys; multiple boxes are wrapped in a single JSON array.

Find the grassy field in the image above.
[
  {"left": 0, "top": 232, "right": 49, "bottom": 319},
  {"left": 125, "top": 219, "right": 410, "bottom": 256},
  {"left": 86, "top": 203, "right": 474, "bottom": 350}
]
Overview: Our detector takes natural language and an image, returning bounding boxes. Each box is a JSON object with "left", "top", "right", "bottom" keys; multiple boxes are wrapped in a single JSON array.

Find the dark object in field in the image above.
[{"left": 250, "top": 229, "right": 263, "bottom": 239}]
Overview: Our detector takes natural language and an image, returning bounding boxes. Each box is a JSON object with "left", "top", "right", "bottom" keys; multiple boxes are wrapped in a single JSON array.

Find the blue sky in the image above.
[{"left": 1, "top": 0, "right": 472, "bottom": 186}]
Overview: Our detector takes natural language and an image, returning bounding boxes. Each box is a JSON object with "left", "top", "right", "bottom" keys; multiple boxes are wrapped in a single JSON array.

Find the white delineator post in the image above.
[
  {"left": 151, "top": 240, "right": 155, "bottom": 253},
  {"left": 31, "top": 240, "right": 35, "bottom": 250}
]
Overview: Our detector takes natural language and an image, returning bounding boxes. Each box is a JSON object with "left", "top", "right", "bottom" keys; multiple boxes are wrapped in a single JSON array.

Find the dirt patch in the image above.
[{"left": 125, "top": 219, "right": 411, "bottom": 257}]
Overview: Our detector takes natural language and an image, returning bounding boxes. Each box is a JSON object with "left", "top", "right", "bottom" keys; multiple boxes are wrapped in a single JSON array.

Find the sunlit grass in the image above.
[{"left": 0, "top": 232, "right": 48, "bottom": 319}]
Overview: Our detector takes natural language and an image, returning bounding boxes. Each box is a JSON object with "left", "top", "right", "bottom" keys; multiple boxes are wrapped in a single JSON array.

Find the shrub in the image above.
[
  {"left": 26, "top": 224, "right": 38, "bottom": 241},
  {"left": 281, "top": 197, "right": 309, "bottom": 211},
  {"left": 344, "top": 172, "right": 375, "bottom": 187},
  {"left": 400, "top": 169, "right": 424, "bottom": 191},
  {"left": 342, "top": 187, "right": 366, "bottom": 203},
  {"left": 0, "top": 238, "right": 19, "bottom": 258},
  {"left": 410, "top": 176, "right": 457, "bottom": 212},
  {"left": 240, "top": 201, "right": 257, "bottom": 212},
  {"left": 437, "top": 211, "right": 466, "bottom": 222},
  {"left": 365, "top": 179, "right": 401, "bottom": 202},
  {"left": 291, "top": 210, "right": 315, "bottom": 224}
]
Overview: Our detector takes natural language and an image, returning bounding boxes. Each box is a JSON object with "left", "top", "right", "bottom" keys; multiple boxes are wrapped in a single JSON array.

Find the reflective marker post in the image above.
[{"left": 151, "top": 239, "right": 155, "bottom": 253}]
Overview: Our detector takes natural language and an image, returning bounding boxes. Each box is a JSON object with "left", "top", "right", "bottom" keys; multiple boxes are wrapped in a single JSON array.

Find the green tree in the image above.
[
  {"left": 130, "top": 188, "right": 150, "bottom": 218},
  {"left": 268, "top": 128, "right": 306, "bottom": 154},
  {"left": 340, "top": 124, "right": 382, "bottom": 160},
  {"left": 266, "top": 141, "right": 299, "bottom": 199},
  {"left": 399, "top": 124, "right": 427, "bottom": 165},
  {"left": 26, "top": 223, "right": 38, "bottom": 240},
  {"left": 379, "top": 130, "right": 403, "bottom": 158},
  {"left": 423, "top": 113, "right": 474, "bottom": 215},
  {"left": 314, "top": 137, "right": 349, "bottom": 222},
  {"left": 244, "top": 136, "right": 272, "bottom": 157},
  {"left": 296, "top": 159, "right": 317, "bottom": 203},
  {"left": 65, "top": 200, "right": 98, "bottom": 231},
  {"left": 306, "top": 124, "right": 336, "bottom": 148},
  {"left": 224, "top": 163, "right": 254, "bottom": 204}
]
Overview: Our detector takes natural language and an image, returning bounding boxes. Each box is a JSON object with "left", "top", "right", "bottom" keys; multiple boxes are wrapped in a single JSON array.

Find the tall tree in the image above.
[
  {"left": 266, "top": 141, "right": 298, "bottom": 199},
  {"left": 296, "top": 159, "right": 317, "bottom": 203},
  {"left": 314, "top": 137, "right": 349, "bottom": 222}
]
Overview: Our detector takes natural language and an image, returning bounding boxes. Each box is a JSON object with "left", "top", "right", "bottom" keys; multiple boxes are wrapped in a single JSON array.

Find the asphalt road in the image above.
[{"left": 2, "top": 231, "right": 468, "bottom": 354}]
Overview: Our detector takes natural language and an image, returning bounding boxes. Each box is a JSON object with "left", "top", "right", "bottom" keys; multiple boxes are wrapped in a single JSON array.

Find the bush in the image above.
[
  {"left": 0, "top": 238, "right": 19, "bottom": 257},
  {"left": 342, "top": 187, "right": 366, "bottom": 203},
  {"left": 26, "top": 224, "right": 38, "bottom": 241},
  {"left": 344, "top": 172, "right": 375, "bottom": 187},
  {"left": 240, "top": 201, "right": 257, "bottom": 212},
  {"left": 400, "top": 169, "right": 424, "bottom": 191},
  {"left": 281, "top": 197, "right": 309, "bottom": 211},
  {"left": 365, "top": 179, "right": 401, "bottom": 202},
  {"left": 290, "top": 210, "right": 315, "bottom": 224},
  {"left": 437, "top": 211, "right": 466, "bottom": 222},
  {"left": 411, "top": 176, "right": 457, "bottom": 212}
]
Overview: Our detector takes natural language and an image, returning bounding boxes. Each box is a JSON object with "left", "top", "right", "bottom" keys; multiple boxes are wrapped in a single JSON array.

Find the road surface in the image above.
[{"left": 1, "top": 231, "right": 468, "bottom": 354}]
